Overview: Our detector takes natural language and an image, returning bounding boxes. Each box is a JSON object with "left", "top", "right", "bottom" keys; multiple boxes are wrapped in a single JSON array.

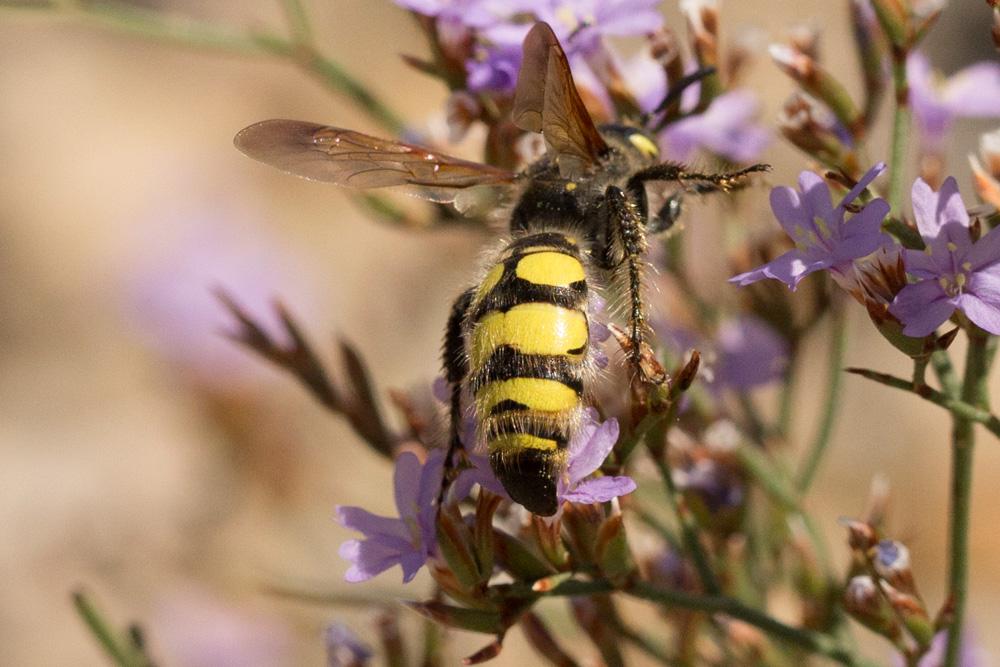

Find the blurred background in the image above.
[{"left": 2, "top": 1, "right": 999, "bottom": 665}]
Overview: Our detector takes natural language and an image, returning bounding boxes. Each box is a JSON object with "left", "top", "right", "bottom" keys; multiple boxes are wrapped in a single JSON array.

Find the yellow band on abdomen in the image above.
[
  {"left": 470, "top": 303, "right": 587, "bottom": 369},
  {"left": 488, "top": 433, "right": 559, "bottom": 453},
  {"left": 475, "top": 377, "right": 580, "bottom": 415},
  {"left": 515, "top": 251, "right": 586, "bottom": 287}
]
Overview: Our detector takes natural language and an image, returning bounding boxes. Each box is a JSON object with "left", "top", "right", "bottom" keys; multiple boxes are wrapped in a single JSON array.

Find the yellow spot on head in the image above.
[
  {"left": 515, "top": 252, "right": 586, "bottom": 287},
  {"left": 565, "top": 182, "right": 577, "bottom": 191},
  {"left": 476, "top": 378, "right": 580, "bottom": 415},
  {"left": 470, "top": 303, "right": 588, "bottom": 368},
  {"left": 628, "top": 133, "right": 660, "bottom": 159}
]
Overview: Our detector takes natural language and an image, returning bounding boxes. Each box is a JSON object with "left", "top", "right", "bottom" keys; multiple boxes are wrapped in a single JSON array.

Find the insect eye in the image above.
[{"left": 627, "top": 132, "right": 660, "bottom": 159}]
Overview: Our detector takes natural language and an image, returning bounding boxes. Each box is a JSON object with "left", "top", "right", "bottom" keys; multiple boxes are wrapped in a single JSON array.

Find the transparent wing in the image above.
[
  {"left": 234, "top": 120, "right": 518, "bottom": 193},
  {"left": 512, "top": 22, "right": 608, "bottom": 175}
]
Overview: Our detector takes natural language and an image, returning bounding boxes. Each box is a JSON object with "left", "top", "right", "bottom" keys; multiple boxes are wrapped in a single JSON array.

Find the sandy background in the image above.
[{"left": 2, "top": 1, "right": 999, "bottom": 664}]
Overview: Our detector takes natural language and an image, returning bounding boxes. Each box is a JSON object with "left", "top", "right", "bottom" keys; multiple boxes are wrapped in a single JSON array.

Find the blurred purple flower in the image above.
[
  {"left": 325, "top": 623, "right": 372, "bottom": 667},
  {"left": 532, "top": 0, "right": 664, "bottom": 55},
  {"left": 153, "top": 587, "right": 292, "bottom": 667},
  {"left": 452, "top": 450, "right": 509, "bottom": 500},
  {"left": 467, "top": 43, "right": 522, "bottom": 93},
  {"left": 660, "top": 90, "right": 772, "bottom": 163},
  {"left": 126, "top": 204, "right": 318, "bottom": 388},
  {"left": 908, "top": 52, "right": 1000, "bottom": 150},
  {"left": 673, "top": 456, "right": 745, "bottom": 514},
  {"left": 730, "top": 163, "right": 891, "bottom": 290},
  {"left": 557, "top": 409, "right": 635, "bottom": 504},
  {"left": 336, "top": 450, "right": 444, "bottom": 583},
  {"left": 889, "top": 177, "right": 1000, "bottom": 336},
  {"left": 656, "top": 316, "right": 787, "bottom": 392},
  {"left": 715, "top": 316, "right": 789, "bottom": 389}
]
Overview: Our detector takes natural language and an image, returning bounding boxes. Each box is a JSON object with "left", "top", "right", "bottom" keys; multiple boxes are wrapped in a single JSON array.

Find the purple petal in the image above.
[
  {"left": 729, "top": 249, "right": 830, "bottom": 290},
  {"left": 769, "top": 183, "right": 809, "bottom": 238},
  {"left": 838, "top": 162, "right": 887, "bottom": 211},
  {"left": 393, "top": 452, "right": 422, "bottom": 523},
  {"left": 965, "top": 223, "right": 1000, "bottom": 271},
  {"left": 838, "top": 198, "right": 891, "bottom": 245},
  {"left": 566, "top": 415, "right": 620, "bottom": 485},
  {"left": 798, "top": 170, "right": 835, "bottom": 221},
  {"left": 336, "top": 506, "right": 410, "bottom": 541},
  {"left": 942, "top": 61, "right": 1000, "bottom": 117},
  {"left": 962, "top": 270, "right": 1000, "bottom": 335},
  {"left": 561, "top": 475, "right": 637, "bottom": 504},
  {"left": 340, "top": 539, "right": 408, "bottom": 583},
  {"left": 902, "top": 247, "right": 943, "bottom": 279},
  {"left": 907, "top": 52, "right": 952, "bottom": 146},
  {"left": 889, "top": 281, "right": 956, "bottom": 337}
]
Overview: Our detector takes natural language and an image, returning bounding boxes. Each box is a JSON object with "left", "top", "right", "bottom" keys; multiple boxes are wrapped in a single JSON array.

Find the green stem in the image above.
[
  {"left": 932, "top": 349, "right": 961, "bottom": 398},
  {"left": 535, "top": 579, "right": 873, "bottom": 666},
  {"left": 72, "top": 591, "right": 148, "bottom": 667},
  {"left": 796, "top": 301, "right": 847, "bottom": 493},
  {"left": 944, "top": 331, "right": 996, "bottom": 666},
  {"left": 845, "top": 367, "right": 1000, "bottom": 438},
  {"left": 776, "top": 346, "right": 799, "bottom": 438},
  {"left": 649, "top": 448, "right": 722, "bottom": 595},
  {"left": 5, "top": 1, "right": 405, "bottom": 133},
  {"left": 279, "top": 0, "right": 313, "bottom": 45},
  {"left": 887, "top": 54, "right": 910, "bottom": 215}
]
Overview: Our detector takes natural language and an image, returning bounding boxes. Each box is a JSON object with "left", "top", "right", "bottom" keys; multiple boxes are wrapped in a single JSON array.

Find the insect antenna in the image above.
[{"left": 644, "top": 66, "right": 717, "bottom": 132}]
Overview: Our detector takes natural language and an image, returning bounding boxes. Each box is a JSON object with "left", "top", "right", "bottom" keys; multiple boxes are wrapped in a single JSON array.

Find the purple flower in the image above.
[
  {"left": 660, "top": 90, "right": 772, "bottom": 163},
  {"left": 557, "top": 409, "right": 635, "bottom": 505},
  {"left": 466, "top": 43, "right": 522, "bottom": 93},
  {"left": 152, "top": 587, "right": 292, "bottom": 667},
  {"left": 889, "top": 177, "right": 1000, "bottom": 336},
  {"left": 325, "top": 623, "right": 372, "bottom": 667},
  {"left": 532, "top": 0, "right": 664, "bottom": 55},
  {"left": 908, "top": 52, "right": 1000, "bottom": 150},
  {"left": 656, "top": 316, "right": 788, "bottom": 392},
  {"left": 336, "top": 451, "right": 444, "bottom": 583},
  {"left": 729, "top": 163, "right": 891, "bottom": 290},
  {"left": 714, "top": 316, "right": 789, "bottom": 389}
]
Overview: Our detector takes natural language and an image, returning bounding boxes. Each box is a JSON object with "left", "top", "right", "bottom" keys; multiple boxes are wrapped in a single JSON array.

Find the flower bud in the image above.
[
  {"left": 850, "top": 0, "right": 888, "bottom": 127},
  {"left": 872, "top": 540, "right": 919, "bottom": 595},
  {"left": 843, "top": 575, "right": 902, "bottom": 640},
  {"left": 779, "top": 93, "right": 858, "bottom": 173},
  {"left": 530, "top": 514, "right": 570, "bottom": 570},
  {"left": 970, "top": 129, "right": 1000, "bottom": 209},
  {"left": 770, "top": 45, "right": 863, "bottom": 139},
  {"left": 840, "top": 517, "right": 879, "bottom": 553},
  {"left": 435, "top": 507, "right": 485, "bottom": 593},
  {"left": 788, "top": 24, "right": 821, "bottom": 61},
  {"left": 561, "top": 503, "right": 604, "bottom": 565},
  {"left": 491, "top": 527, "right": 555, "bottom": 581},
  {"left": 596, "top": 514, "right": 635, "bottom": 584},
  {"left": 681, "top": 0, "right": 722, "bottom": 106},
  {"left": 831, "top": 246, "right": 929, "bottom": 357}
]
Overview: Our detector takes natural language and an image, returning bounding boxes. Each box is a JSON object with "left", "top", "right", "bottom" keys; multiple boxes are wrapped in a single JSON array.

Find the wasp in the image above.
[{"left": 235, "top": 23, "right": 767, "bottom": 516}]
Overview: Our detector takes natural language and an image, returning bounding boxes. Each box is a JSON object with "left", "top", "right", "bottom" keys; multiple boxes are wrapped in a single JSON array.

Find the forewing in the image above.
[
  {"left": 234, "top": 120, "right": 517, "bottom": 191},
  {"left": 512, "top": 23, "right": 608, "bottom": 174}
]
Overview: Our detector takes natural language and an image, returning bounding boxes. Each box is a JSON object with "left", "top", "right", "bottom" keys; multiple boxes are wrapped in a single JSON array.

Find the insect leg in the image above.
[
  {"left": 439, "top": 288, "right": 475, "bottom": 506},
  {"left": 627, "top": 162, "right": 770, "bottom": 233},
  {"left": 603, "top": 186, "right": 665, "bottom": 384}
]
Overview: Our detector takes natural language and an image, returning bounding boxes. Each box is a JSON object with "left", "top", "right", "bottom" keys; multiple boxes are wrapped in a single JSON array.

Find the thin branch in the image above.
[
  {"left": 797, "top": 302, "right": 848, "bottom": 492},
  {"left": 846, "top": 367, "right": 1000, "bottom": 438}
]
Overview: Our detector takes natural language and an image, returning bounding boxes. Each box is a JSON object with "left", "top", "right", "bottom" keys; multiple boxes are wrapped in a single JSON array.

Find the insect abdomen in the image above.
[{"left": 467, "top": 232, "right": 589, "bottom": 515}]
